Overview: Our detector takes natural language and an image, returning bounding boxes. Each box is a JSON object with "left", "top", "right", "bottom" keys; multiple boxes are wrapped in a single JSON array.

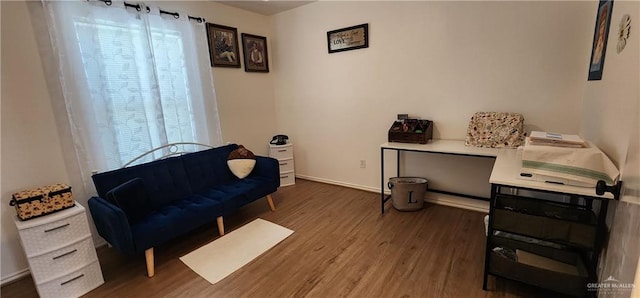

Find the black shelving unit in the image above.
[{"left": 482, "top": 181, "right": 622, "bottom": 297}]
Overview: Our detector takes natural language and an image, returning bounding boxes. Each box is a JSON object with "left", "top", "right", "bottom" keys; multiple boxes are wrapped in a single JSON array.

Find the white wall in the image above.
[
  {"left": 1, "top": 1, "right": 71, "bottom": 282},
  {"left": 580, "top": 0, "right": 640, "bottom": 292},
  {"left": 1, "top": 0, "right": 277, "bottom": 283},
  {"left": 272, "top": 1, "right": 594, "bottom": 196}
]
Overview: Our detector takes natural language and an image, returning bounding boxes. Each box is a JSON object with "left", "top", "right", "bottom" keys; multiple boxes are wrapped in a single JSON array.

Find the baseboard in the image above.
[
  {"left": 424, "top": 192, "right": 489, "bottom": 213},
  {"left": 1, "top": 268, "right": 30, "bottom": 286},
  {"left": 94, "top": 238, "right": 107, "bottom": 248},
  {"left": 295, "top": 174, "right": 489, "bottom": 213},
  {"left": 295, "top": 174, "right": 382, "bottom": 194}
]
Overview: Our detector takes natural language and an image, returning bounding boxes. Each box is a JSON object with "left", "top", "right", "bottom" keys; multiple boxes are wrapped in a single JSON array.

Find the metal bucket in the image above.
[{"left": 388, "top": 177, "right": 428, "bottom": 211}]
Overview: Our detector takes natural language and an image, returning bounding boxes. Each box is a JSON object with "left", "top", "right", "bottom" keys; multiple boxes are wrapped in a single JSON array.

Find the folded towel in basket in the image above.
[{"left": 521, "top": 139, "right": 619, "bottom": 187}]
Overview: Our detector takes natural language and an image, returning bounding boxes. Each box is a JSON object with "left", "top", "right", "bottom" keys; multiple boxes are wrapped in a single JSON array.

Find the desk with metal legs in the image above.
[{"left": 380, "top": 140, "right": 501, "bottom": 214}]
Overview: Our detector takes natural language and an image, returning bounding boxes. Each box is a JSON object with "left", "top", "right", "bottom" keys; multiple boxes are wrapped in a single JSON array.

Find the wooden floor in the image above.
[{"left": 2, "top": 179, "right": 564, "bottom": 297}]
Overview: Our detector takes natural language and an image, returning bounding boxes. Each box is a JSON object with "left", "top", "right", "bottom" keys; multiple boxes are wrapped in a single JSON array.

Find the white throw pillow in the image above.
[{"left": 227, "top": 159, "right": 256, "bottom": 179}]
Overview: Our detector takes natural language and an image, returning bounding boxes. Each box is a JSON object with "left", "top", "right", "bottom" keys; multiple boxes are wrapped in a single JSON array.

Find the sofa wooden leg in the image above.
[
  {"left": 145, "top": 248, "right": 155, "bottom": 278},
  {"left": 266, "top": 194, "right": 276, "bottom": 211},
  {"left": 217, "top": 216, "right": 224, "bottom": 236}
]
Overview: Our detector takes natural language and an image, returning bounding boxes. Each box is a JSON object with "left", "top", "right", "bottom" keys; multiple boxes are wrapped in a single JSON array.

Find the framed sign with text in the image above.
[{"left": 327, "top": 23, "right": 369, "bottom": 54}]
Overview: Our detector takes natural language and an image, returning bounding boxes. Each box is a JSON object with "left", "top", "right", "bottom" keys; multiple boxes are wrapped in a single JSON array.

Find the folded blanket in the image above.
[{"left": 521, "top": 139, "right": 619, "bottom": 187}]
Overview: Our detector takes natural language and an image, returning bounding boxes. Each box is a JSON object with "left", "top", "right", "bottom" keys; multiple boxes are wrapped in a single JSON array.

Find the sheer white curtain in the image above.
[{"left": 42, "top": 1, "right": 221, "bottom": 184}]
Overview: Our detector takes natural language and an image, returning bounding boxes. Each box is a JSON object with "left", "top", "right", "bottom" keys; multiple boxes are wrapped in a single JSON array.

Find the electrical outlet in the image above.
[{"left": 360, "top": 160, "right": 366, "bottom": 168}]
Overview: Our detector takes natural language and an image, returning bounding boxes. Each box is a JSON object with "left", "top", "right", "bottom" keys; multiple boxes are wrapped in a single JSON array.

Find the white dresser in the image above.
[
  {"left": 269, "top": 143, "right": 295, "bottom": 186},
  {"left": 14, "top": 202, "right": 104, "bottom": 298}
]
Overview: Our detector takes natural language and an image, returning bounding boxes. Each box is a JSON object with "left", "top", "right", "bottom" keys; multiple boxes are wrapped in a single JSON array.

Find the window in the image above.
[
  {"left": 74, "top": 18, "right": 197, "bottom": 165},
  {"left": 43, "top": 1, "right": 219, "bottom": 176}
]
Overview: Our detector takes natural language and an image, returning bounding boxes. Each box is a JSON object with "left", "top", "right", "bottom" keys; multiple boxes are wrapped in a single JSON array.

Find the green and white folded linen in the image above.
[{"left": 521, "top": 140, "right": 619, "bottom": 187}]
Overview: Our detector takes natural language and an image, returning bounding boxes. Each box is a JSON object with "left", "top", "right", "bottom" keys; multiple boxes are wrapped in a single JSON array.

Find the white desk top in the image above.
[
  {"left": 382, "top": 140, "right": 614, "bottom": 199},
  {"left": 489, "top": 148, "right": 614, "bottom": 199},
  {"left": 381, "top": 140, "right": 503, "bottom": 157}
]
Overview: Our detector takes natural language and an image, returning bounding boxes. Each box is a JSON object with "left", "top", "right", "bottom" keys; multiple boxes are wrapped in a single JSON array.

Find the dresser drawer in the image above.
[
  {"left": 18, "top": 212, "right": 91, "bottom": 257},
  {"left": 277, "top": 158, "right": 295, "bottom": 173},
  {"left": 269, "top": 144, "right": 293, "bottom": 160},
  {"left": 37, "top": 261, "right": 104, "bottom": 298},
  {"left": 28, "top": 237, "right": 98, "bottom": 283},
  {"left": 280, "top": 171, "right": 295, "bottom": 186}
]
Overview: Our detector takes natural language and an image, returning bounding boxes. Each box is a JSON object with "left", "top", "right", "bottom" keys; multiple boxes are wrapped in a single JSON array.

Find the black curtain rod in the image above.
[
  {"left": 188, "top": 16, "right": 205, "bottom": 23},
  {"left": 94, "top": 0, "right": 204, "bottom": 23},
  {"left": 159, "top": 9, "right": 179, "bottom": 19},
  {"left": 124, "top": 2, "right": 149, "bottom": 13}
]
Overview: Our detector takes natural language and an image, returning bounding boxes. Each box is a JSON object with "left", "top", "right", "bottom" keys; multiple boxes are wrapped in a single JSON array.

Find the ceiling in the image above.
[{"left": 214, "top": 1, "right": 315, "bottom": 16}]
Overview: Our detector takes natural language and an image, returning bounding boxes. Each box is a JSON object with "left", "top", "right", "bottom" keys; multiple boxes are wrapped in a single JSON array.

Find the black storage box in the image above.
[
  {"left": 493, "top": 195, "right": 597, "bottom": 248},
  {"left": 489, "top": 235, "right": 588, "bottom": 297},
  {"left": 388, "top": 119, "right": 433, "bottom": 144}
]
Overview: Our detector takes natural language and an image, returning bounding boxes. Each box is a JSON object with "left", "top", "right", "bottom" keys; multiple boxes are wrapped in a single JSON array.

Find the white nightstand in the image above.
[
  {"left": 269, "top": 143, "right": 295, "bottom": 186},
  {"left": 14, "top": 202, "right": 104, "bottom": 298}
]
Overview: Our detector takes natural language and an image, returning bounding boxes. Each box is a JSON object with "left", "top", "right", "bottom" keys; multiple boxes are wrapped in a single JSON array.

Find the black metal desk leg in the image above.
[
  {"left": 381, "top": 148, "right": 385, "bottom": 214},
  {"left": 592, "top": 199, "right": 608, "bottom": 275},
  {"left": 396, "top": 150, "right": 400, "bottom": 177},
  {"left": 483, "top": 184, "right": 498, "bottom": 290}
]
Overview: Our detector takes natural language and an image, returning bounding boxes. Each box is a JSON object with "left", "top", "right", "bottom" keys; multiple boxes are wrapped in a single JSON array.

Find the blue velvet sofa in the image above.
[{"left": 88, "top": 144, "right": 280, "bottom": 277}]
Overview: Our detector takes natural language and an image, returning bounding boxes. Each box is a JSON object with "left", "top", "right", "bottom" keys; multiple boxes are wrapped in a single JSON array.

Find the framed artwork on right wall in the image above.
[{"left": 588, "top": 0, "right": 614, "bottom": 81}]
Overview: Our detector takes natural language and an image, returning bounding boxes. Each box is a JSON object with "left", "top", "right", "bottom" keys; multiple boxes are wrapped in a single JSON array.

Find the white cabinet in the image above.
[
  {"left": 269, "top": 143, "right": 295, "bottom": 186},
  {"left": 14, "top": 202, "right": 104, "bottom": 298}
]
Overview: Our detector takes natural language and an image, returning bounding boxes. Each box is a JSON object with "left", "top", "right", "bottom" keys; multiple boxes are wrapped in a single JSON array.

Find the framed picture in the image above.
[
  {"left": 206, "top": 23, "right": 241, "bottom": 68},
  {"left": 588, "top": 0, "right": 614, "bottom": 81},
  {"left": 327, "top": 24, "right": 368, "bottom": 54},
  {"left": 241, "top": 33, "right": 269, "bottom": 73}
]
